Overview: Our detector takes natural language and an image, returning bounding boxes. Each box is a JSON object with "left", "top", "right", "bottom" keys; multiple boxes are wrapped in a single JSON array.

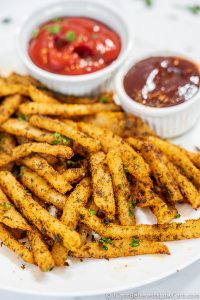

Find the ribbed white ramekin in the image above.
[
  {"left": 114, "top": 53, "right": 200, "bottom": 138},
  {"left": 16, "top": 0, "right": 132, "bottom": 96}
]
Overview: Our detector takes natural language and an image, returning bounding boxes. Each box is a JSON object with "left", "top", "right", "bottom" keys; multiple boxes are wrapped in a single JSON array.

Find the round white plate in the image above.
[{"left": 0, "top": 0, "right": 200, "bottom": 297}]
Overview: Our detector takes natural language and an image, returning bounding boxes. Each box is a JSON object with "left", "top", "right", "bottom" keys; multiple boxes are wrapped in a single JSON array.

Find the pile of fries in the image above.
[{"left": 0, "top": 72, "right": 200, "bottom": 272}]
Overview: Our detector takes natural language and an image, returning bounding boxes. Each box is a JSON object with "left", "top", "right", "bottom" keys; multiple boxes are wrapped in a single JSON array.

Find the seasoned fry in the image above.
[
  {"left": 78, "top": 206, "right": 200, "bottom": 241},
  {"left": 20, "top": 167, "right": 66, "bottom": 210},
  {"left": 30, "top": 115, "right": 101, "bottom": 152},
  {"left": 7, "top": 72, "right": 44, "bottom": 88},
  {"left": 28, "top": 85, "right": 59, "bottom": 104},
  {"left": 27, "top": 227, "right": 55, "bottom": 272},
  {"left": 0, "top": 95, "right": 22, "bottom": 124},
  {"left": 62, "top": 166, "right": 87, "bottom": 183},
  {"left": 0, "top": 132, "right": 16, "bottom": 171},
  {"left": 107, "top": 147, "right": 135, "bottom": 225},
  {"left": 0, "top": 171, "right": 81, "bottom": 250},
  {"left": 187, "top": 152, "right": 200, "bottom": 169},
  {"left": 78, "top": 122, "right": 151, "bottom": 185},
  {"left": 0, "top": 142, "right": 73, "bottom": 167},
  {"left": 21, "top": 155, "right": 72, "bottom": 194},
  {"left": 0, "top": 223, "right": 34, "bottom": 263},
  {"left": 90, "top": 151, "right": 115, "bottom": 220},
  {"left": 0, "top": 82, "right": 28, "bottom": 97},
  {"left": 148, "top": 136, "right": 200, "bottom": 187},
  {"left": 19, "top": 102, "right": 121, "bottom": 117},
  {"left": 72, "top": 239, "right": 169, "bottom": 258},
  {"left": 0, "top": 188, "right": 31, "bottom": 230}
]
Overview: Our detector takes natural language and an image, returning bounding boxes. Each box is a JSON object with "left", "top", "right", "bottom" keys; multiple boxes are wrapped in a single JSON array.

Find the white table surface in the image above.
[{"left": 0, "top": 0, "right": 200, "bottom": 299}]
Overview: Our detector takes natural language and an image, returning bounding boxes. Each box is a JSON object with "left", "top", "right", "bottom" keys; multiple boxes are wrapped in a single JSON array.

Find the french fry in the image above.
[
  {"left": 27, "top": 227, "right": 55, "bottom": 272},
  {"left": 30, "top": 115, "right": 101, "bottom": 152},
  {"left": 28, "top": 85, "right": 59, "bottom": 104},
  {"left": 187, "top": 152, "right": 200, "bottom": 169},
  {"left": 19, "top": 167, "right": 66, "bottom": 210},
  {"left": 7, "top": 72, "right": 44, "bottom": 88},
  {"left": 0, "top": 223, "right": 34, "bottom": 263},
  {"left": 62, "top": 166, "right": 87, "bottom": 184},
  {"left": 52, "top": 177, "right": 92, "bottom": 266},
  {"left": 0, "top": 95, "right": 22, "bottom": 124},
  {"left": 19, "top": 102, "right": 121, "bottom": 117},
  {"left": 0, "top": 171, "right": 81, "bottom": 250},
  {"left": 21, "top": 155, "right": 72, "bottom": 194},
  {"left": 0, "top": 82, "right": 28, "bottom": 97},
  {"left": 0, "top": 188, "right": 31, "bottom": 230},
  {"left": 0, "top": 142, "right": 73, "bottom": 167},
  {"left": 106, "top": 147, "right": 136, "bottom": 225},
  {"left": 78, "top": 122, "right": 151, "bottom": 185},
  {"left": 0, "top": 132, "right": 16, "bottom": 171},
  {"left": 90, "top": 151, "right": 115, "bottom": 220},
  {"left": 78, "top": 206, "right": 200, "bottom": 241},
  {"left": 148, "top": 136, "right": 200, "bottom": 187},
  {"left": 72, "top": 239, "right": 169, "bottom": 258}
]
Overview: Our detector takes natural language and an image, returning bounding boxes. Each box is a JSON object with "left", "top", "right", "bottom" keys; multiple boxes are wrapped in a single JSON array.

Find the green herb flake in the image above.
[
  {"left": 17, "top": 165, "right": 25, "bottom": 177},
  {"left": 123, "top": 166, "right": 129, "bottom": 174},
  {"left": 99, "top": 237, "right": 112, "bottom": 250},
  {"left": 129, "top": 208, "right": 134, "bottom": 217},
  {"left": 88, "top": 208, "right": 96, "bottom": 215},
  {"left": 44, "top": 268, "right": 49, "bottom": 272},
  {"left": 66, "top": 30, "right": 76, "bottom": 42},
  {"left": 3, "top": 202, "right": 11, "bottom": 209},
  {"left": 130, "top": 238, "right": 140, "bottom": 247},
  {"left": 47, "top": 25, "right": 61, "bottom": 34},
  {"left": 18, "top": 114, "right": 29, "bottom": 121},
  {"left": 52, "top": 133, "right": 70, "bottom": 145},
  {"left": 99, "top": 97, "right": 108, "bottom": 103},
  {"left": 103, "top": 245, "right": 108, "bottom": 250},
  {"left": 175, "top": 213, "right": 181, "bottom": 219},
  {"left": 32, "top": 28, "right": 39, "bottom": 38},
  {"left": 131, "top": 199, "right": 137, "bottom": 207},
  {"left": 144, "top": 0, "right": 153, "bottom": 7},
  {"left": 187, "top": 5, "right": 200, "bottom": 14}
]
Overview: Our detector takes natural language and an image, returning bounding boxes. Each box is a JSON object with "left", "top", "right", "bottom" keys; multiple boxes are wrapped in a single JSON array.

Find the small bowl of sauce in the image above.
[{"left": 115, "top": 54, "right": 200, "bottom": 138}]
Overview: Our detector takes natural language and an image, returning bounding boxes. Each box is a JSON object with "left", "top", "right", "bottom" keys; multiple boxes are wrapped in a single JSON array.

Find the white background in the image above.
[{"left": 0, "top": 0, "right": 200, "bottom": 299}]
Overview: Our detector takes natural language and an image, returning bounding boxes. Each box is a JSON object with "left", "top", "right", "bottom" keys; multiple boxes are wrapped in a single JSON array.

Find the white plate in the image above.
[{"left": 0, "top": 0, "right": 200, "bottom": 297}]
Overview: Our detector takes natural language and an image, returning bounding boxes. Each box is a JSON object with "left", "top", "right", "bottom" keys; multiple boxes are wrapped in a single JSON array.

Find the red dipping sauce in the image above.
[
  {"left": 28, "top": 17, "right": 121, "bottom": 75},
  {"left": 124, "top": 56, "right": 200, "bottom": 108}
]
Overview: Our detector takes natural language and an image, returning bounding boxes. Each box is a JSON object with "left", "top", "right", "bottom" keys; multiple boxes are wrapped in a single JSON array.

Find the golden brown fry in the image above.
[
  {"left": 7, "top": 72, "right": 45, "bottom": 88},
  {"left": 90, "top": 151, "right": 115, "bottom": 220},
  {"left": 19, "top": 102, "right": 121, "bottom": 117},
  {"left": 0, "top": 142, "right": 73, "bottom": 167},
  {"left": 185, "top": 151, "right": 200, "bottom": 169},
  {"left": 21, "top": 155, "right": 72, "bottom": 194},
  {"left": 0, "top": 171, "right": 81, "bottom": 250},
  {"left": 20, "top": 167, "right": 66, "bottom": 210},
  {"left": 0, "top": 132, "right": 16, "bottom": 171},
  {"left": 62, "top": 166, "right": 87, "bottom": 184},
  {"left": 28, "top": 85, "right": 59, "bottom": 104},
  {"left": 78, "top": 122, "right": 151, "bottom": 185},
  {"left": 0, "top": 223, "right": 34, "bottom": 263},
  {"left": 106, "top": 147, "right": 135, "bottom": 225},
  {"left": 148, "top": 136, "right": 200, "bottom": 187},
  {"left": 72, "top": 239, "right": 169, "bottom": 258},
  {"left": 30, "top": 115, "right": 101, "bottom": 152},
  {"left": 0, "top": 95, "right": 22, "bottom": 124},
  {"left": 78, "top": 206, "right": 200, "bottom": 241},
  {"left": 27, "top": 227, "right": 55, "bottom": 272},
  {"left": 0, "top": 83, "right": 28, "bottom": 97}
]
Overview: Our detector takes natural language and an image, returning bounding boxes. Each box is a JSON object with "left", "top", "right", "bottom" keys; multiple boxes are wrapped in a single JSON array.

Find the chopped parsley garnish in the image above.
[
  {"left": 2, "top": 202, "right": 11, "bottom": 209},
  {"left": 175, "top": 213, "right": 181, "bottom": 219},
  {"left": 99, "top": 237, "right": 112, "bottom": 250},
  {"left": 131, "top": 199, "right": 137, "bottom": 207},
  {"left": 66, "top": 30, "right": 76, "bottom": 42},
  {"left": 52, "top": 132, "right": 70, "bottom": 145},
  {"left": 17, "top": 166, "right": 25, "bottom": 177},
  {"left": 64, "top": 160, "right": 79, "bottom": 167},
  {"left": 187, "top": 5, "right": 200, "bottom": 14},
  {"left": 129, "top": 208, "right": 134, "bottom": 217},
  {"left": 123, "top": 166, "right": 129, "bottom": 174},
  {"left": 99, "top": 97, "right": 108, "bottom": 103},
  {"left": 88, "top": 208, "right": 96, "bottom": 215},
  {"left": 46, "top": 25, "right": 61, "bottom": 34},
  {"left": 32, "top": 29, "right": 39, "bottom": 38},
  {"left": 44, "top": 268, "right": 49, "bottom": 272},
  {"left": 144, "top": 0, "right": 153, "bottom": 7},
  {"left": 18, "top": 114, "right": 29, "bottom": 121},
  {"left": 130, "top": 238, "right": 140, "bottom": 247}
]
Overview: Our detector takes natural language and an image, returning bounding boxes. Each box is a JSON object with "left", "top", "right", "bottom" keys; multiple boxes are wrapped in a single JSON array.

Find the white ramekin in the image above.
[
  {"left": 114, "top": 52, "right": 200, "bottom": 138},
  {"left": 16, "top": 0, "right": 132, "bottom": 96}
]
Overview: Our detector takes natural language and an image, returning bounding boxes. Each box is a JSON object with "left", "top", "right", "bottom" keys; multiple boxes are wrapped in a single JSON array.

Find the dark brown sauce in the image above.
[{"left": 123, "top": 56, "right": 200, "bottom": 108}]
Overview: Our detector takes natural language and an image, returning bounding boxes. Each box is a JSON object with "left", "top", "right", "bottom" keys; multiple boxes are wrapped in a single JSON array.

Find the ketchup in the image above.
[
  {"left": 28, "top": 17, "right": 121, "bottom": 75},
  {"left": 123, "top": 56, "right": 200, "bottom": 108}
]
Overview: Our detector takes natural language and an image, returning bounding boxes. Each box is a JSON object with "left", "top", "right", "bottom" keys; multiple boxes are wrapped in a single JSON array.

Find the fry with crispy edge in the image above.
[
  {"left": 27, "top": 227, "right": 55, "bottom": 272},
  {"left": 0, "top": 223, "right": 34, "bottom": 263},
  {"left": 52, "top": 177, "right": 92, "bottom": 266},
  {"left": 77, "top": 122, "right": 151, "bottom": 185},
  {"left": 28, "top": 85, "right": 59, "bottom": 104},
  {"left": 30, "top": 115, "right": 101, "bottom": 153},
  {"left": 0, "top": 171, "right": 81, "bottom": 250},
  {"left": 0, "top": 132, "right": 16, "bottom": 171},
  {"left": 107, "top": 147, "right": 135, "bottom": 225},
  {"left": 148, "top": 136, "right": 200, "bottom": 187},
  {"left": 0, "top": 142, "right": 73, "bottom": 167},
  {"left": 0, "top": 82, "right": 28, "bottom": 97},
  {"left": 0, "top": 188, "right": 31, "bottom": 230},
  {"left": 0, "top": 95, "right": 22, "bottom": 124},
  {"left": 78, "top": 206, "right": 200, "bottom": 241},
  {"left": 90, "top": 151, "right": 115, "bottom": 220},
  {"left": 21, "top": 155, "right": 72, "bottom": 194},
  {"left": 72, "top": 239, "right": 169, "bottom": 258},
  {"left": 19, "top": 167, "right": 66, "bottom": 210},
  {"left": 19, "top": 102, "right": 120, "bottom": 117}
]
